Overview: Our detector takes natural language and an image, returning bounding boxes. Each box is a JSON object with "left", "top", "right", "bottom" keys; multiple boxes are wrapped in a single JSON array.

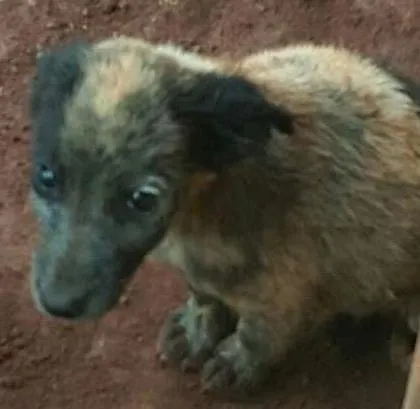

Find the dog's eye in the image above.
[
  {"left": 127, "top": 185, "right": 160, "bottom": 212},
  {"left": 38, "top": 164, "right": 57, "bottom": 189},
  {"left": 33, "top": 164, "right": 60, "bottom": 200}
]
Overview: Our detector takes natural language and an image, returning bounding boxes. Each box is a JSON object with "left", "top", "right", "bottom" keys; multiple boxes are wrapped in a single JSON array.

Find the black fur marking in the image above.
[
  {"left": 168, "top": 72, "right": 294, "bottom": 170},
  {"left": 375, "top": 59, "right": 420, "bottom": 113},
  {"left": 29, "top": 41, "right": 90, "bottom": 179}
]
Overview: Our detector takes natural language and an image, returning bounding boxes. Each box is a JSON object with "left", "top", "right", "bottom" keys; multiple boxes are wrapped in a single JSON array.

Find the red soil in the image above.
[{"left": 1, "top": 0, "right": 419, "bottom": 408}]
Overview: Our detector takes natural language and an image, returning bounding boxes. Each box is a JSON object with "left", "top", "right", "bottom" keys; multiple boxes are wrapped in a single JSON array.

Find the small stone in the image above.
[
  {"left": 256, "top": 3, "right": 266, "bottom": 12},
  {"left": 46, "top": 20, "right": 57, "bottom": 29},
  {"left": 119, "top": 295, "right": 129, "bottom": 305}
]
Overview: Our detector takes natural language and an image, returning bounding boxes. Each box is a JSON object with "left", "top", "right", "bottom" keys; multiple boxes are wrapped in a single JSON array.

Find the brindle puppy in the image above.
[{"left": 28, "top": 36, "right": 420, "bottom": 396}]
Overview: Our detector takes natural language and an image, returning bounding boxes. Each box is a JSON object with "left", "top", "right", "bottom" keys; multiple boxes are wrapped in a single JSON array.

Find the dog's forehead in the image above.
[
  {"left": 60, "top": 45, "right": 180, "bottom": 158},
  {"left": 76, "top": 44, "right": 169, "bottom": 117}
]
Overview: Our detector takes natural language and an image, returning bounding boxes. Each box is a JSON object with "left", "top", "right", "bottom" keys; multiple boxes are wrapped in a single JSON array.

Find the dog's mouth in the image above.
[
  {"left": 29, "top": 248, "right": 146, "bottom": 320},
  {"left": 32, "top": 275, "right": 97, "bottom": 320}
]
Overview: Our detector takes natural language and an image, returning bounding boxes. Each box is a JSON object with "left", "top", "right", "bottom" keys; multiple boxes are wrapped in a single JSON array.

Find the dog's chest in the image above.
[{"left": 147, "top": 230, "right": 247, "bottom": 293}]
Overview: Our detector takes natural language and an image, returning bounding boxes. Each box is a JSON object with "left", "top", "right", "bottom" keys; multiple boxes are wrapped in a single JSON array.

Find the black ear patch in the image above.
[
  {"left": 29, "top": 40, "right": 90, "bottom": 162},
  {"left": 168, "top": 72, "right": 294, "bottom": 170}
]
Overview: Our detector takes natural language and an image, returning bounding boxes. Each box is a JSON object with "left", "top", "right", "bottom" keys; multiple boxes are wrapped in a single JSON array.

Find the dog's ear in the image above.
[
  {"left": 28, "top": 41, "right": 90, "bottom": 161},
  {"left": 168, "top": 72, "right": 294, "bottom": 171}
]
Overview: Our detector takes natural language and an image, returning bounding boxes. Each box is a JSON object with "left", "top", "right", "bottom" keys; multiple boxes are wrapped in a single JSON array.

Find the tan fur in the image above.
[{"left": 88, "top": 37, "right": 220, "bottom": 119}]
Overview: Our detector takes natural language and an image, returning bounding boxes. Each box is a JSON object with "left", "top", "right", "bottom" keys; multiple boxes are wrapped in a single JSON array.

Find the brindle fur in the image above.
[{"left": 28, "top": 36, "right": 420, "bottom": 396}]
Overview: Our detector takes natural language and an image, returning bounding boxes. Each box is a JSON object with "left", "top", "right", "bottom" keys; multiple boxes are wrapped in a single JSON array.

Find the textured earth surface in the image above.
[{"left": 1, "top": 0, "right": 419, "bottom": 408}]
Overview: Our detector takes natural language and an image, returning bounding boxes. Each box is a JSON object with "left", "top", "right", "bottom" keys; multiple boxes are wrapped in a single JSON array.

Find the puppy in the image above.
[{"left": 28, "top": 36, "right": 420, "bottom": 396}]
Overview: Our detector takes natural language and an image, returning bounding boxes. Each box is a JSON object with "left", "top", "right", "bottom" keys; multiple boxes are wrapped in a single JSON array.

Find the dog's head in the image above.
[{"left": 28, "top": 37, "right": 293, "bottom": 320}]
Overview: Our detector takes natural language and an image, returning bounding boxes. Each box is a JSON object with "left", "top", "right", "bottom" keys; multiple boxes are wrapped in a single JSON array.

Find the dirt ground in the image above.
[{"left": 1, "top": 0, "right": 420, "bottom": 408}]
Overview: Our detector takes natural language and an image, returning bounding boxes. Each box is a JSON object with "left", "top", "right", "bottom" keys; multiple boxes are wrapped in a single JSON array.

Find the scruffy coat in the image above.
[{"left": 28, "top": 36, "right": 420, "bottom": 395}]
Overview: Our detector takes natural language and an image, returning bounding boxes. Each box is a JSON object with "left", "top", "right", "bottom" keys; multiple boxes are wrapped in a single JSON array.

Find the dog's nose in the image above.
[{"left": 38, "top": 289, "right": 87, "bottom": 319}]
